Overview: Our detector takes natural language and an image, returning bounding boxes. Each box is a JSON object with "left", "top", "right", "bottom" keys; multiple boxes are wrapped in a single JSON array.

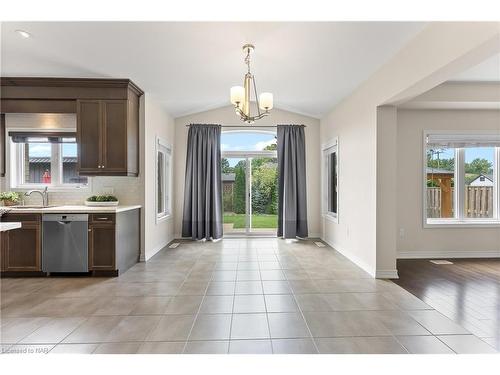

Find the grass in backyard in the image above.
[{"left": 223, "top": 213, "right": 277, "bottom": 228}]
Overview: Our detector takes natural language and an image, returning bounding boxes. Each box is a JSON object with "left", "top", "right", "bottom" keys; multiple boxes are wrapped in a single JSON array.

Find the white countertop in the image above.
[
  {"left": 5, "top": 205, "right": 141, "bottom": 214},
  {"left": 0, "top": 222, "right": 22, "bottom": 232}
]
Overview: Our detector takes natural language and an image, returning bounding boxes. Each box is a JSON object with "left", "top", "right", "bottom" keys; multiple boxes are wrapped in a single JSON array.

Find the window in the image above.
[
  {"left": 156, "top": 138, "right": 172, "bottom": 221},
  {"left": 322, "top": 138, "right": 338, "bottom": 222},
  {"left": 220, "top": 130, "right": 278, "bottom": 234},
  {"left": 9, "top": 131, "right": 88, "bottom": 190},
  {"left": 424, "top": 133, "right": 500, "bottom": 226}
]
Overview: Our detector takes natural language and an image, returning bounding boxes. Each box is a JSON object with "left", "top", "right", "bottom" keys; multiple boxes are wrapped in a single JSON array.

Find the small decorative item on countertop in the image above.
[
  {"left": 85, "top": 195, "right": 119, "bottom": 207},
  {"left": 0, "top": 191, "right": 21, "bottom": 207}
]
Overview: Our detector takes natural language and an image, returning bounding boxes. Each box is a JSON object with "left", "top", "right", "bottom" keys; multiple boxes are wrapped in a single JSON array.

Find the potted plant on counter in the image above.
[
  {"left": 0, "top": 191, "right": 21, "bottom": 207},
  {"left": 85, "top": 195, "right": 119, "bottom": 207}
]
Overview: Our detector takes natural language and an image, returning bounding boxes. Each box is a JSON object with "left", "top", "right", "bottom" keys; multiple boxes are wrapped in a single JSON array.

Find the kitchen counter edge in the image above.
[{"left": 2, "top": 205, "right": 142, "bottom": 214}]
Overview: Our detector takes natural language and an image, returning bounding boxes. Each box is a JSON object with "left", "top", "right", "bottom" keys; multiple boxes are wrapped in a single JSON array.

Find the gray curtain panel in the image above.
[
  {"left": 182, "top": 124, "right": 223, "bottom": 240},
  {"left": 277, "top": 125, "right": 308, "bottom": 238}
]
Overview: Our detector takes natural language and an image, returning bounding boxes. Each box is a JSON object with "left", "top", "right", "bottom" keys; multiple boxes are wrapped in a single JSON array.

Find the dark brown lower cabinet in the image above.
[
  {"left": 1, "top": 209, "right": 139, "bottom": 277},
  {"left": 88, "top": 210, "right": 139, "bottom": 276},
  {"left": 88, "top": 222, "right": 116, "bottom": 272},
  {"left": 1, "top": 214, "right": 42, "bottom": 273}
]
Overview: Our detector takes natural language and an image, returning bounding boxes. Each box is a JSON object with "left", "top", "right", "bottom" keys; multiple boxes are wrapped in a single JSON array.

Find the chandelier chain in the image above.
[{"left": 245, "top": 47, "right": 251, "bottom": 73}]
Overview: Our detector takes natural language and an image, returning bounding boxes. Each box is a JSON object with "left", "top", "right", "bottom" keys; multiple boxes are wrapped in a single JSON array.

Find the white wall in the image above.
[
  {"left": 142, "top": 95, "right": 176, "bottom": 261},
  {"left": 173, "top": 105, "right": 321, "bottom": 238},
  {"left": 320, "top": 23, "right": 500, "bottom": 277},
  {"left": 396, "top": 108, "right": 500, "bottom": 258}
]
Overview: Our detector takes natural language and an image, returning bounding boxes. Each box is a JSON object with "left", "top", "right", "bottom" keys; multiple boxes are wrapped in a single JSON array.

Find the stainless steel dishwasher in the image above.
[{"left": 42, "top": 214, "right": 89, "bottom": 273}]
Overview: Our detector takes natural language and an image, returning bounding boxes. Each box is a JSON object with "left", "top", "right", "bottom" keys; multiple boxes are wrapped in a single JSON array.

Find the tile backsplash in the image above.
[{"left": 0, "top": 176, "right": 143, "bottom": 206}]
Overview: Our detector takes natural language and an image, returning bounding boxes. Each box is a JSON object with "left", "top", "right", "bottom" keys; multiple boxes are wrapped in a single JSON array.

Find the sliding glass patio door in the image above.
[{"left": 222, "top": 151, "right": 278, "bottom": 236}]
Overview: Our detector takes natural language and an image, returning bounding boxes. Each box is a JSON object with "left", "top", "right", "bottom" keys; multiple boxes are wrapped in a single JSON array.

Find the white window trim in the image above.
[
  {"left": 321, "top": 137, "right": 339, "bottom": 223},
  {"left": 6, "top": 127, "right": 91, "bottom": 193},
  {"left": 423, "top": 130, "right": 500, "bottom": 228},
  {"left": 156, "top": 136, "right": 173, "bottom": 223}
]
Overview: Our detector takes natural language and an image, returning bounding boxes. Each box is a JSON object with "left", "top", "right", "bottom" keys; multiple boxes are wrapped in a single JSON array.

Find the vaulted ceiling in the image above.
[
  {"left": 1, "top": 22, "right": 426, "bottom": 118},
  {"left": 451, "top": 53, "right": 500, "bottom": 82}
]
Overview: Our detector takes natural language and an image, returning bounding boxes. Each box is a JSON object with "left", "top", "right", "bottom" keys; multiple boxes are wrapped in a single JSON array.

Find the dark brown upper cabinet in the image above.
[
  {"left": 77, "top": 99, "right": 135, "bottom": 175},
  {"left": 1, "top": 114, "right": 5, "bottom": 177},
  {"left": 1, "top": 77, "right": 143, "bottom": 177}
]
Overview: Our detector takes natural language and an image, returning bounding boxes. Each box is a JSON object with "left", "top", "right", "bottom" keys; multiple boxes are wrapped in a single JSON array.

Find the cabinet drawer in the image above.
[
  {"left": 2, "top": 213, "right": 41, "bottom": 224},
  {"left": 90, "top": 213, "right": 115, "bottom": 224}
]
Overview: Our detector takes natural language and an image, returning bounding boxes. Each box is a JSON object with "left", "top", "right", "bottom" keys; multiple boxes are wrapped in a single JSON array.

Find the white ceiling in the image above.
[
  {"left": 1, "top": 22, "right": 426, "bottom": 118},
  {"left": 451, "top": 53, "right": 500, "bottom": 82}
]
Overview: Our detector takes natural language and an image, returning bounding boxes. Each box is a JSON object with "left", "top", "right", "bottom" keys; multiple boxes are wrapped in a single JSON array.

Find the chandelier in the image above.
[{"left": 230, "top": 44, "right": 273, "bottom": 124}]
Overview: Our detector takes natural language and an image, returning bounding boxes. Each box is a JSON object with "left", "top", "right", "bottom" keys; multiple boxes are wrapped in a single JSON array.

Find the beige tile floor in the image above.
[{"left": 1, "top": 239, "right": 498, "bottom": 354}]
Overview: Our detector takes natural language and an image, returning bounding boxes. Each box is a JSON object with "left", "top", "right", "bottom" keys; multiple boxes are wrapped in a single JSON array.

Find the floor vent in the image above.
[
  {"left": 168, "top": 242, "right": 180, "bottom": 249},
  {"left": 314, "top": 241, "right": 326, "bottom": 248},
  {"left": 430, "top": 260, "right": 453, "bottom": 265}
]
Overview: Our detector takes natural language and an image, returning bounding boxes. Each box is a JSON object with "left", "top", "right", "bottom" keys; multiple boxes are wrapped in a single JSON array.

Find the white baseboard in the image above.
[
  {"left": 144, "top": 237, "right": 173, "bottom": 261},
  {"left": 398, "top": 250, "right": 500, "bottom": 259},
  {"left": 375, "top": 269, "right": 399, "bottom": 279},
  {"left": 173, "top": 234, "right": 324, "bottom": 240},
  {"left": 321, "top": 236, "right": 376, "bottom": 278}
]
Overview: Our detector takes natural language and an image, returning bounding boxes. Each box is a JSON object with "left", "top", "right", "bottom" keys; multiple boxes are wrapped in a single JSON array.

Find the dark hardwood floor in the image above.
[{"left": 394, "top": 258, "right": 500, "bottom": 351}]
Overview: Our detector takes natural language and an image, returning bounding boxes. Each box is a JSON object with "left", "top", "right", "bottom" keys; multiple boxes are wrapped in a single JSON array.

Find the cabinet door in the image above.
[
  {"left": 102, "top": 100, "right": 127, "bottom": 173},
  {"left": 77, "top": 100, "right": 102, "bottom": 173},
  {"left": 2, "top": 224, "right": 41, "bottom": 272},
  {"left": 89, "top": 224, "right": 115, "bottom": 270},
  {"left": 1, "top": 113, "right": 5, "bottom": 177},
  {"left": 1, "top": 233, "right": 5, "bottom": 272}
]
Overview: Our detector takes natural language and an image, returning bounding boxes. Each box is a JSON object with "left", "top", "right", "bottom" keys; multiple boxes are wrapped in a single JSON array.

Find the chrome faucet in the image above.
[{"left": 25, "top": 186, "right": 49, "bottom": 207}]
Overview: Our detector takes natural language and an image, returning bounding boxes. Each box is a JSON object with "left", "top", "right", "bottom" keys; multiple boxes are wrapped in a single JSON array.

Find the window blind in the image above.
[
  {"left": 9, "top": 131, "right": 76, "bottom": 144},
  {"left": 426, "top": 133, "right": 500, "bottom": 148}
]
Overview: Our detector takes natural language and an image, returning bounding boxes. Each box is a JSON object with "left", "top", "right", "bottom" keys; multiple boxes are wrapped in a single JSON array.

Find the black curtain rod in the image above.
[{"left": 184, "top": 125, "right": 306, "bottom": 128}]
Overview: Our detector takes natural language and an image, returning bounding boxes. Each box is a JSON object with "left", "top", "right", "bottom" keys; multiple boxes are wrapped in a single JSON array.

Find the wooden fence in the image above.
[{"left": 427, "top": 186, "right": 494, "bottom": 218}]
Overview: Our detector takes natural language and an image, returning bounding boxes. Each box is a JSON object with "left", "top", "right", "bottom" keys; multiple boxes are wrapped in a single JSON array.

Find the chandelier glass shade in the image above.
[{"left": 230, "top": 44, "right": 273, "bottom": 124}]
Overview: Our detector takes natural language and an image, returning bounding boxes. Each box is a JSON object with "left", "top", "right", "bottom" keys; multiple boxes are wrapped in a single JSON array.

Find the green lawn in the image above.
[{"left": 223, "top": 214, "right": 277, "bottom": 229}]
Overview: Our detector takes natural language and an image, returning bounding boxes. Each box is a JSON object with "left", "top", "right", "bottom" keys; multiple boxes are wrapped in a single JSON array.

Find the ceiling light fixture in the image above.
[
  {"left": 230, "top": 44, "right": 273, "bottom": 124},
  {"left": 15, "top": 30, "right": 32, "bottom": 39}
]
